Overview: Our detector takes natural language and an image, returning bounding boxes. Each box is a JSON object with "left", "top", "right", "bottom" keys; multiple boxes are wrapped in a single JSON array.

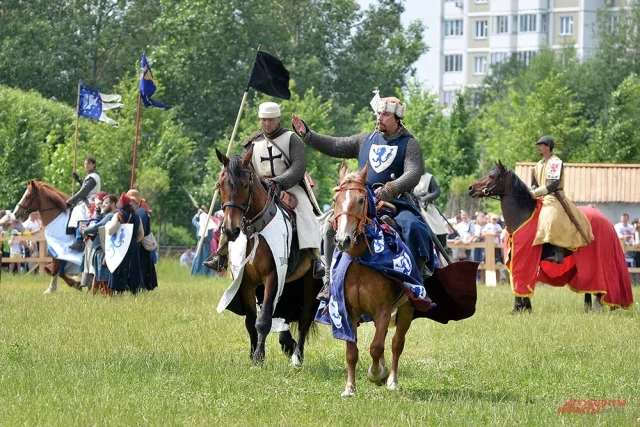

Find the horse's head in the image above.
[
  {"left": 332, "top": 163, "right": 370, "bottom": 252},
  {"left": 13, "top": 180, "right": 41, "bottom": 221},
  {"left": 215, "top": 146, "right": 255, "bottom": 242},
  {"left": 468, "top": 160, "right": 508, "bottom": 198}
]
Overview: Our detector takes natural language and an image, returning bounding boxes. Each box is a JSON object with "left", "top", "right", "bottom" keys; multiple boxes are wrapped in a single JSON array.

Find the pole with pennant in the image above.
[
  {"left": 72, "top": 82, "right": 81, "bottom": 194},
  {"left": 195, "top": 45, "right": 292, "bottom": 260},
  {"left": 131, "top": 91, "right": 142, "bottom": 188}
]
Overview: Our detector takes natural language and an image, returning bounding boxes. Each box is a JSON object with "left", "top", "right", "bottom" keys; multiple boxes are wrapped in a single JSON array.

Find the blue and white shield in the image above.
[
  {"left": 105, "top": 223, "right": 133, "bottom": 273},
  {"left": 369, "top": 145, "right": 398, "bottom": 173}
]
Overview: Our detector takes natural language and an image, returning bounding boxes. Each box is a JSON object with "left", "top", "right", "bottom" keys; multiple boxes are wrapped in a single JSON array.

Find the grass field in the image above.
[{"left": 0, "top": 259, "right": 638, "bottom": 426}]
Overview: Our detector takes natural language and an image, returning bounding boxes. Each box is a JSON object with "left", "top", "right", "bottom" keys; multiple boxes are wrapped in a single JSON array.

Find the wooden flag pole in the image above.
[
  {"left": 194, "top": 46, "right": 264, "bottom": 260},
  {"left": 72, "top": 83, "right": 81, "bottom": 194},
  {"left": 131, "top": 91, "right": 142, "bottom": 188}
]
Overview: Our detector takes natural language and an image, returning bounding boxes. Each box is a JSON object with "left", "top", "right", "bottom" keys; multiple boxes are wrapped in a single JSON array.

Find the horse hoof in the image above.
[
  {"left": 291, "top": 354, "right": 302, "bottom": 367},
  {"left": 387, "top": 380, "right": 398, "bottom": 391},
  {"left": 43, "top": 289, "right": 54, "bottom": 294},
  {"left": 367, "top": 365, "right": 390, "bottom": 385},
  {"left": 341, "top": 385, "right": 355, "bottom": 397}
]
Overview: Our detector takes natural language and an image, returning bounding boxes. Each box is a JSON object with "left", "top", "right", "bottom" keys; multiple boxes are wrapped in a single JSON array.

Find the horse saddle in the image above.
[{"left": 276, "top": 190, "right": 297, "bottom": 229}]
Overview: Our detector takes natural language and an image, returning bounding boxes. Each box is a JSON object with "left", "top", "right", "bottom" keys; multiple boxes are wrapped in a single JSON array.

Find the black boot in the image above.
[
  {"left": 203, "top": 252, "right": 228, "bottom": 271},
  {"left": 70, "top": 239, "right": 85, "bottom": 252},
  {"left": 317, "top": 222, "right": 335, "bottom": 301},
  {"left": 416, "top": 256, "right": 432, "bottom": 281},
  {"left": 311, "top": 255, "right": 325, "bottom": 280}
]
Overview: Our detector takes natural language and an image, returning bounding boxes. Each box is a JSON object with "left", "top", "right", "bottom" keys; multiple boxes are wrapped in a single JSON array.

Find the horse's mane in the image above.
[
  {"left": 504, "top": 168, "right": 537, "bottom": 212},
  {"left": 340, "top": 171, "right": 366, "bottom": 187},
  {"left": 225, "top": 156, "right": 249, "bottom": 191},
  {"left": 33, "top": 181, "right": 69, "bottom": 212}
]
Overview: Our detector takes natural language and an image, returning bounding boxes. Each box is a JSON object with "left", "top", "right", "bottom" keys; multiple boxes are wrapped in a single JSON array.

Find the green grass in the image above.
[{"left": 0, "top": 260, "right": 638, "bottom": 426}]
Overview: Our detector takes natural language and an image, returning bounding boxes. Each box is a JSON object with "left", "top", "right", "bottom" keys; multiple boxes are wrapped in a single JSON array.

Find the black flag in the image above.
[{"left": 247, "top": 51, "right": 291, "bottom": 100}]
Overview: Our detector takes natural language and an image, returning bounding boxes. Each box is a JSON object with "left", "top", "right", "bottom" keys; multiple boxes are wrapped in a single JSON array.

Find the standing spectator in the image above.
[
  {"left": 471, "top": 212, "right": 487, "bottom": 263},
  {"left": 106, "top": 193, "right": 144, "bottom": 294},
  {"left": 191, "top": 206, "right": 214, "bottom": 276},
  {"left": 83, "top": 194, "right": 117, "bottom": 294},
  {"left": 454, "top": 210, "right": 473, "bottom": 261},
  {"left": 8, "top": 229, "right": 24, "bottom": 273},
  {"left": 127, "top": 189, "right": 158, "bottom": 291},
  {"left": 615, "top": 213, "right": 634, "bottom": 237},
  {"left": 180, "top": 248, "right": 194, "bottom": 267},
  {"left": 483, "top": 213, "right": 504, "bottom": 263}
]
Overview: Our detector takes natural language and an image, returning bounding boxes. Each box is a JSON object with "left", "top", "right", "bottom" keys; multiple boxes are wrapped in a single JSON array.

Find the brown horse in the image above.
[
  {"left": 13, "top": 180, "right": 81, "bottom": 293},
  {"left": 215, "top": 147, "right": 321, "bottom": 365},
  {"left": 468, "top": 161, "right": 633, "bottom": 312},
  {"left": 330, "top": 163, "right": 419, "bottom": 397}
]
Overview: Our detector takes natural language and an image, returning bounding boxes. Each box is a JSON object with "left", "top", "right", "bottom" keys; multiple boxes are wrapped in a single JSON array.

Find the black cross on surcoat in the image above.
[{"left": 260, "top": 145, "right": 283, "bottom": 177}]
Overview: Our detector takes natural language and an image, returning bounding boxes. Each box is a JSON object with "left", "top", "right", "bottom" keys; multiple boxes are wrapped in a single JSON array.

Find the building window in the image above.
[
  {"left": 473, "top": 56, "right": 487, "bottom": 75},
  {"left": 541, "top": 14, "right": 548, "bottom": 32},
  {"left": 444, "top": 54, "right": 463, "bottom": 72},
  {"left": 559, "top": 16, "right": 574, "bottom": 36},
  {"left": 444, "top": 19, "right": 464, "bottom": 37},
  {"left": 610, "top": 15, "right": 620, "bottom": 32},
  {"left": 490, "top": 52, "right": 510, "bottom": 65},
  {"left": 519, "top": 14, "right": 537, "bottom": 32},
  {"left": 475, "top": 20, "right": 488, "bottom": 39},
  {"left": 442, "top": 90, "right": 455, "bottom": 108},
  {"left": 518, "top": 51, "right": 536, "bottom": 66},
  {"left": 494, "top": 16, "right": 510, "bottom": 34}
]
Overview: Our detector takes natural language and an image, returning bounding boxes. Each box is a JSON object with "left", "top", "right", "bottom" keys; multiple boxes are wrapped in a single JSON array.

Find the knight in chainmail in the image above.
[
  {"left": 67, "top": 155, "right": 101, "bottom": 252},
  {"left": 204, "top": 102, "right": 325, "bottom": 279},
  {"left": 292, "top": 96, "right": 435, "bottom": 301}
]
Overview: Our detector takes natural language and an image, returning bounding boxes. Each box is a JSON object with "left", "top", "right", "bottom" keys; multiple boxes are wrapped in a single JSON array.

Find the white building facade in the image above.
[{"left": 439, "top": 0, "right": 629, "bottom": 106}]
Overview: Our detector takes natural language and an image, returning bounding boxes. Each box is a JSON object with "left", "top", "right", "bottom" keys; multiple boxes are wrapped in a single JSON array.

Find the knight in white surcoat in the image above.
[
  {"left": 67, "top": 155, "right": 101, "bottom": 251},
  {"left": 204, "top": 102, "right": 324, "bottom": 279}
]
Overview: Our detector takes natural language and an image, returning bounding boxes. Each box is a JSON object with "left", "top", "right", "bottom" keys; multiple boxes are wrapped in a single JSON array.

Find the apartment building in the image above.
[{"left": 439, "top": 0, "right": 630, "bottom": 106}]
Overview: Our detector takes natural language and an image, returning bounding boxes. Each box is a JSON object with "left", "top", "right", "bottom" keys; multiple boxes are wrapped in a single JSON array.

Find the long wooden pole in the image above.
[
  {"left": 194, "top": 90, "right": 249, "bottom": 259},
  {"left": 194, "top": 45, "right": 262, "bottom": 260},
  {"left": 131, "top": 92, "right": 142, "bottom": 188},
  {"left": 72, "top": 83, "right": 81, "bottom": 194}
]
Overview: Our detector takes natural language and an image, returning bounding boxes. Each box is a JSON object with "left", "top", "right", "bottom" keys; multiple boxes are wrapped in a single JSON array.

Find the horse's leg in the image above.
[
  {"left": 388, "top": 303, "right": 414, "bottom": 391},
  {"left": 44, "top": 259, "right": 60, "bottom": 294},
  {"left": 342, "top": 315, "right": 359, "bottom": 397},
  {"left": 367, "top": 306, "right": 391, "bottom": 385},
  {"left": 593, "top": 293, "right": 603, "bottom": 312},
  {"left": 278, "top": 330, "right": 296, "bottom": 357},
  {"left": 292, "top": 273, "right": 321, "bottom": 367},
  {"left": 240, "top": 286, "right": 259, "bottom": 361},
  {"left": 584, "top": 293, "right": 593, "bottom": 312},
  {"left": 253, "top": 272, "right": 278, "bottom": 364}
]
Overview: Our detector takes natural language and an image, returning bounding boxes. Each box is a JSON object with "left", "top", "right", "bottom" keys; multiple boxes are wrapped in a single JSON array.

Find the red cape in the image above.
[{"left": 505, "top": 202, "right": 633, "bottom": 308}]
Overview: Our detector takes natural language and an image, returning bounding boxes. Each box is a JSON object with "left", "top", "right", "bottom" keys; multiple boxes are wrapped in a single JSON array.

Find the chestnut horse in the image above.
[
  {"left": 469, "top": 162, "right": 633, "bottom": 312},
  {"left": 330, "top": 164, "right": 420, "bottom": 396},
  {"left": 215, "top": 147, "right": 321, "bottom": 365},
  {"left": 13, "top": 180, "right": 81, "bottom": 293}
]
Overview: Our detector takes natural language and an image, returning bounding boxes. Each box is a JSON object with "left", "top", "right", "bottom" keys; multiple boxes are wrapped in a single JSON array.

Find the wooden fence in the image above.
[{"left": 0, "top": 234, "right": 51, "bottom": 274}]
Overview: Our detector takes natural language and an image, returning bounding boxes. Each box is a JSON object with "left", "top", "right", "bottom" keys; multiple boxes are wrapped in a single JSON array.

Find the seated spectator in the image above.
[
  {"left": 454, "top": 211, "right": 473, "bottom": 261},
  {"left": 180, "top": 248, "right": 195, "bottom": 267},
  {"left": 483, "top": 213, "right": 503, "bottom": 263},
  {"left": 615, "top": 213, "right": 634, "bottom": 238},
  {"left": 471, "top": 212, "right": 487, "bottom": 263}
]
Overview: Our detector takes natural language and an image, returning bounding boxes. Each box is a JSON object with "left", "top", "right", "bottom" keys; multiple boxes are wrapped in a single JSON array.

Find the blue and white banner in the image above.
[{"left": 78, "top": 84, "right": 123, "bottom": 126}]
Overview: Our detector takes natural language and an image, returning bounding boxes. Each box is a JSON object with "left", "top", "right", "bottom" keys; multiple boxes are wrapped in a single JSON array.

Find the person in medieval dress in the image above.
[
  {"left": 67, "top": 155, "right": 101, "bottom": 252},
  {"left": 204, "top": 102, "right": 325, "bottom": 279},
  {"left": 192, "top": 206, "right": 214, "bottom": 276},
  {"left": 292, "top": 96, "right": 434, "bottom": 300},
  {"left": 83, "top": 194, "right": 117, "bottom": 291},
  {"left": 127, "top": 189, "right": 158, "bottom": 290},
  {"left": 106, "top": 193, "right": 144, "bottom": 294},
  {"left": 530, "top": 136, "right": 594, "bottom": 263},
  {"left": 412, "top": 172, "right": 449, "bottom": 251},
  {"left": 79, "top": 191, "right": 106, "bottom": 287}
]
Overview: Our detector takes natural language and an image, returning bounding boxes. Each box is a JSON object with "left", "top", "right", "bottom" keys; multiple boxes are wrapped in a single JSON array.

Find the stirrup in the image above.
[
  {"left": 316, "top": 280, "right": 329, "bottom": 302},
  {"left": 312, "top": 258, "right": 325, "bottom": 280}
]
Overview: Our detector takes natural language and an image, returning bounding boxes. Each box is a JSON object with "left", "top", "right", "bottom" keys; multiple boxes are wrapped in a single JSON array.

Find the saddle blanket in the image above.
[
  {"left": 217, "top": 206, "right": 294, "bottom": 331},
  {"left": 44, "top": 212, "right": 83, "bottom": 265},
  {"left": 315, "top": 185, "right": 434, "bottom": 342}
]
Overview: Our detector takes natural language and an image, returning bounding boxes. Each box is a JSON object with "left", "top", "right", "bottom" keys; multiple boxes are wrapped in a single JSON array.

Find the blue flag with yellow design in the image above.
[{"left": 139, "top": 54, "right": 170, "bottom": 109}]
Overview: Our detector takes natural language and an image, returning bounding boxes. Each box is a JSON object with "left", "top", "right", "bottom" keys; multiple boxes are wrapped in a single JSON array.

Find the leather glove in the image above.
[
  {"left": 530, "top": 185, "right": 548, "bottom": 197},
  {"left": 267, "top": 179, "right": 281, "bottom": 194},
  {"left": 72, "top": 171, "right": 80, "bottom": 182}
]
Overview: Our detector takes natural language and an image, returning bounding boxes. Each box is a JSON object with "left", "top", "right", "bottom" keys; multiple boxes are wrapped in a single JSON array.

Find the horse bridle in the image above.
[
  {"left": 477, "top": 170, "right": 508, "bottom": 198},
  {"left": 332, "top": 183, "right": 371, "bottom": 238}
]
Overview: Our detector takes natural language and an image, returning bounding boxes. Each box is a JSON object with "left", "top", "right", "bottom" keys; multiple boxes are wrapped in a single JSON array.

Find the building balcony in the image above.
[{"left": 517, "top": 32, "right": 549, "bottom": 49}]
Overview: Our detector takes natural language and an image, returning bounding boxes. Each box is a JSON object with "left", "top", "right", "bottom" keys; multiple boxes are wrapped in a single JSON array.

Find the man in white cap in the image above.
[
  {"left": 293, "top": 96, "right": 434, "bottom": 300},
  {"left": 204, "top": 101, "right": 325, "bottom": 279}
]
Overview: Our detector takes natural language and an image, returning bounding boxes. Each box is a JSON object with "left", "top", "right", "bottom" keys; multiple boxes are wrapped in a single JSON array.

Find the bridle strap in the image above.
[{"left": 332, "top": 183, "right": 371, "bottom": 237}]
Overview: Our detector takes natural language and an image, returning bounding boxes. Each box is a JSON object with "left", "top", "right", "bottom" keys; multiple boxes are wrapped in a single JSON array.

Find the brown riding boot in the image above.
[{"left": 203, "top": 252, "right": 228, "bottom": 272}]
